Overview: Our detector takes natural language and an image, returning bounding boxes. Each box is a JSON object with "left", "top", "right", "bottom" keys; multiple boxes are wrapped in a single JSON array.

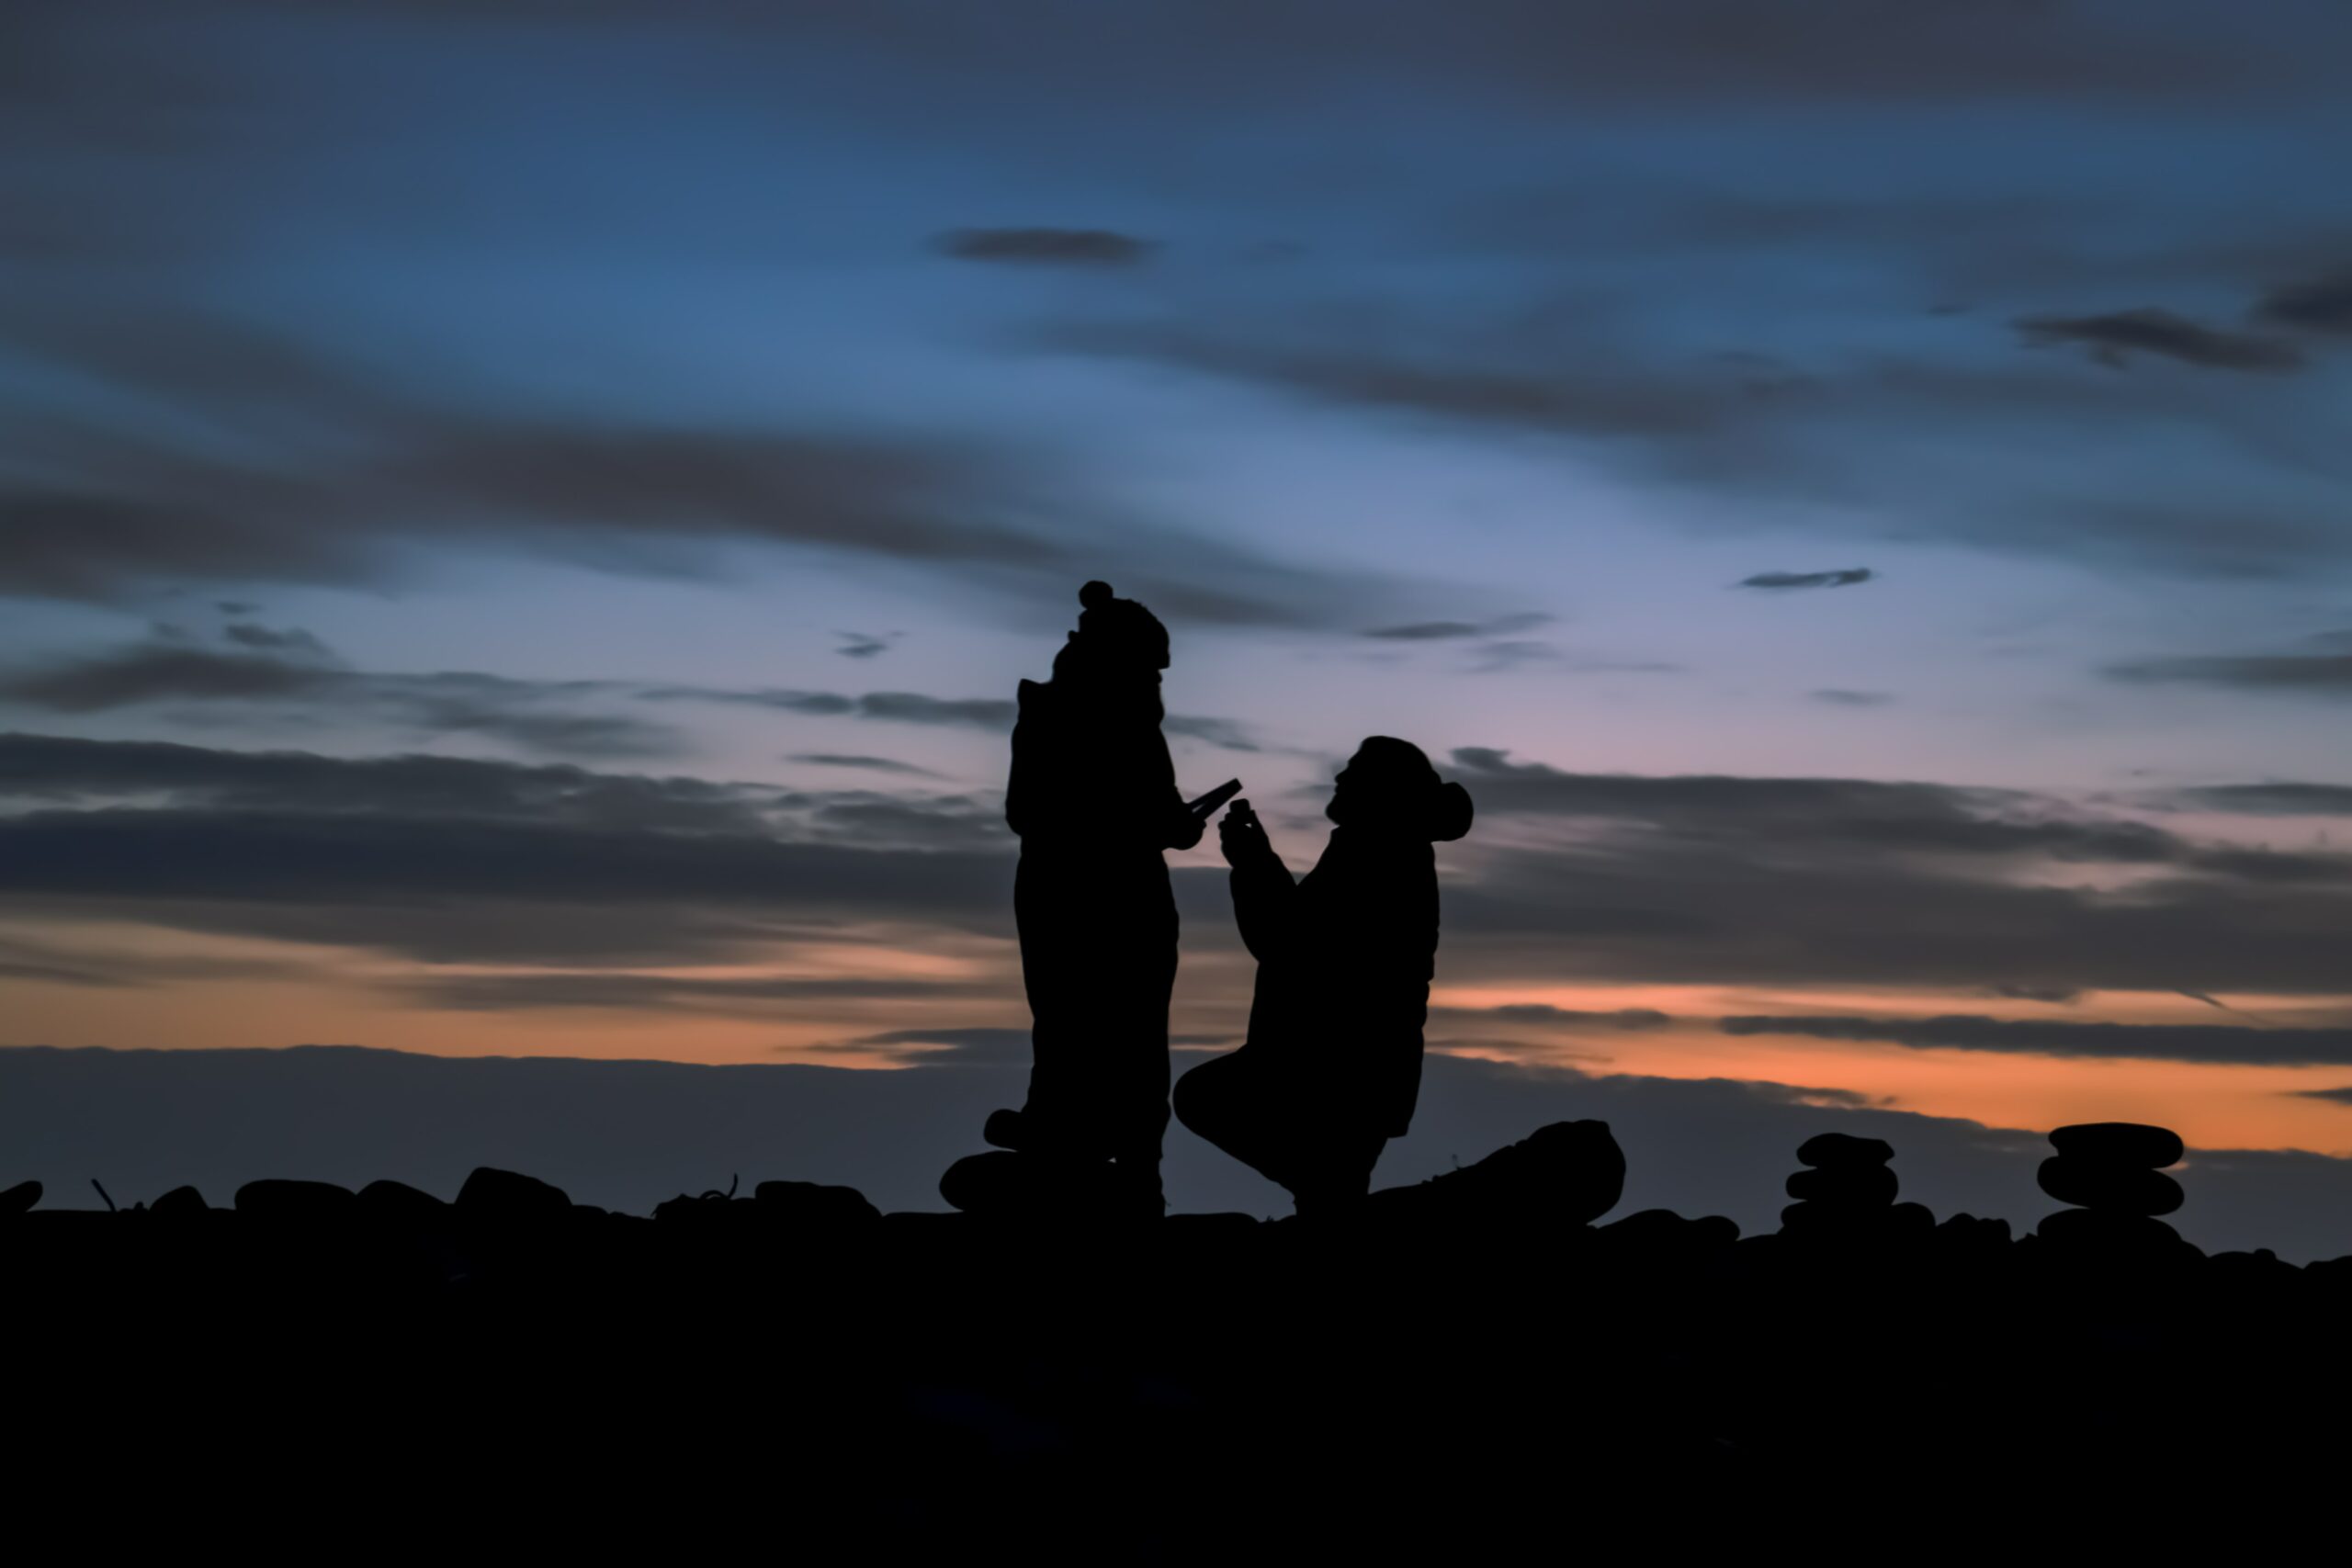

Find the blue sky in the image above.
[{"left": 6, "top": 3, "right": 2352, "bottom": 1221}]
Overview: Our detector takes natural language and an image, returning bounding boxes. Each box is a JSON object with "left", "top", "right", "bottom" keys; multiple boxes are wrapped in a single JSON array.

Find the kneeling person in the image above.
[{"left": 1174, "top": 739, "right": 1474, "bottom": 1214}]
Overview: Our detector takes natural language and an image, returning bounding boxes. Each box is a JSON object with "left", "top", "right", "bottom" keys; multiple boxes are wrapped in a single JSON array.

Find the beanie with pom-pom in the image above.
[{"left": 1070, "top": 580, "right": 1170, "bottom": 671}]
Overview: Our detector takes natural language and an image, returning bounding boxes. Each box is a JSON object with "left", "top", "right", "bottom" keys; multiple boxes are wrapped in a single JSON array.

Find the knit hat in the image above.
[{"left": 1071, "top": 580, "right": 1170, "bottom": 671}]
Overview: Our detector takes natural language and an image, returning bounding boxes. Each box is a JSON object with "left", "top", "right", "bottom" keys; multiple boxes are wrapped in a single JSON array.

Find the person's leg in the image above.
[
  {"left": 1174, "top": 1050, "right": 1305, "bottom": 1191},
  {"left": 1103, "top": 932, "right": 1176, "bottom": 1213},
  {"left": 1008, "top": 855, "right": 1098, "bottom": 1156}
]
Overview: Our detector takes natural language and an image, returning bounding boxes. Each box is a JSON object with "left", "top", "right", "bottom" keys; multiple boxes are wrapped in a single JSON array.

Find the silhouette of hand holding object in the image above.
[{"left": 1218, "top": 799, "right": 1277, "bottom": 870}]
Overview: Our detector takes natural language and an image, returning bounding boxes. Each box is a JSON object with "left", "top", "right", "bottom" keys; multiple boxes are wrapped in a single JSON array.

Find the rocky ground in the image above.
[{"left": 7, "top": 1120, "right": 2346, "bottom": 1552}]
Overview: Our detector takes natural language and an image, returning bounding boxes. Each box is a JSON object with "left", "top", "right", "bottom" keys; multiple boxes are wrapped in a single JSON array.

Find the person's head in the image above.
[
  {"left": 1326, "top": 737, "right": 1475, "bottom": 841},
  {"left": 1051, "top": 580, "right": 1170, "bottom": 684}
]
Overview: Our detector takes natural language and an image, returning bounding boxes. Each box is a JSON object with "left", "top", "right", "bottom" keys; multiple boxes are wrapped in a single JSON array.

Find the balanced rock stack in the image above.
[
  {"left": 2036, "top": 1122, "right": 2186, "bottom": 1253},
  {"left": 1781, "top": 1133, "right": 1929, "bottom": 1238}
]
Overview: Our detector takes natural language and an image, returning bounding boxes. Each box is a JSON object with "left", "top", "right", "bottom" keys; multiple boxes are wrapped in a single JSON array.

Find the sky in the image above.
[{"left": 5, "top": 2, "right": 2352, "bottom": 1237}]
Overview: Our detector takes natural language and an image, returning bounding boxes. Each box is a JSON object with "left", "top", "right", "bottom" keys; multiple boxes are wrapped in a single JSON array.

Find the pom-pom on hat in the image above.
[{"left": 1072, "top": 580, "right": 1170, "bottom": 671}]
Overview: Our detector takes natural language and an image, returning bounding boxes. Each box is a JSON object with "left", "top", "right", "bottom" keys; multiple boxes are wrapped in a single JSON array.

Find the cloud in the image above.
[
  {"left": 829, "top": 1026, "right": 1035, "bottom": 1064},
  {"left": 833, "top": 631, "right": 897, "bottom": 660},
  {"left": 2254, "top": 268, "right": 2352, "bottom": 335},
  {"left": 1434, "top": 748, "right": 2352, "bottom": 993},
  {"left": 1163, "top": 714, "right": 1260, "bottom": 752},
  {"left": 2147, "top": 783, "right": 2352, "bottom": 816},
  {"left": 0, "top": 730, "right": 773, "bottom": 829},
  {"left": 2015, "top": 308, "right": 2305, "bottom": 371},
  {"left": 1739, "top": 569, "right": 1874, "bottom": 590},
  {"left": 1720, "top": 1013, "right": 2352, "bottom": 1066},
  {"left": 2109, "top": 644, "right": 2352, "bottom": 697},
  {"left": 0, "top": 633, "right": 675, "bottom": 757},
  {"left": 1362, "top": 613, "right": 1552, "bottom": 641},
  {"left": 934, "top": 228, "right": 1155, "bottom": 266},
  {"left": 1043, "top": 320, "right": 1737, "bottom": 441},
  {"left": 1985, "top": 983, "right": 2083, "bottom": 1005},
  {"left": 0, "top": 930, "right": 302, "bottom": 989},
  {"left": 1430, "top": 1004, "right": 1673, "bottom": 1031},
  {"left": 0, "top": 628, "right": 1109, "bottom": 751},
  {"left": 786, "top": 753, "right": 947, "bottom": 779},
  {"left": 0, "top": 310, "right": 1427, "bottom": 629},
  {"left": 0, "top": 733, "right": 1022, "bottom": 964},
  {"left": 1811, "top": 688, "right": 1894, "bottom": 706},
  {"left": 406, "top": 973, "right": 1002, "bottom": 1015},
  {"left": 1036, "top": 294, "right": 2352, "bottom": 582},
  {"left": 2295, "top": 1086, "right": 2352, "bottom": 1104}
]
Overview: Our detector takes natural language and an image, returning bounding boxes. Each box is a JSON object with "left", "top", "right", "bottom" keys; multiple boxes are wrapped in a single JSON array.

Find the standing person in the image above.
[
  {"left": 1173, "top": 739, "right": 1474, "bottom": 1214},
  {"left": 965, "top": 581, "right": 1205, "bottom": 1217}
]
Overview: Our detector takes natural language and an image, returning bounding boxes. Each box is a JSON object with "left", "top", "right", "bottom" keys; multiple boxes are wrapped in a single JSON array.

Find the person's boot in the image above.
[{"left": 1107, "top": 1157, "right": 1165, "bottom": 1223}]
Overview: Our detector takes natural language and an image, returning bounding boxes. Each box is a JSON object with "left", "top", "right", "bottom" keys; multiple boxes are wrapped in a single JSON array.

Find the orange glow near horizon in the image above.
[{"left": 6, "top": 921, "right": 2351, "bottom": 1156}]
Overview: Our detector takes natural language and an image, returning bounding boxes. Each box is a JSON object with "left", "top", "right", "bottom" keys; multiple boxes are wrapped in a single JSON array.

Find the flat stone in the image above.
[
  {"left": 1796, "top": 1133, "right": 1894, "bottom": 1169},
  {"left": 1602, "top": 1209, "right": 1741, "bottom": 1249},
  {"left": 456, "top": 1167, "right": 571, "bottom": 1217},
  {"left": 753, "top": 1179, "right": 882, "bottom": 1225},
  {"left": 357, "top": 1179, "right": 449, "bottom": 1220},
  {"left": 1784, "top": 1165, "right": 1898, "bottom": 1206},
  {"left": 2038, "top": 1156, "right": 2184, "bottom": 1215},
  {"left": 234, "top": 1179, "right": 357, "bottom": 1218},
  {"left": 2035, "top": 1206, "right": 2187, "bottom": 1252},
  {"left": 2048, "top": 1122, "right": 2184, "bottom": 1168},
  {"left": 1936, "top": 1213, "right": 2014, "bottom": 1247},
  {"left": 1366, "top": 1119, "right": 1626, "bottom": 1226},
  {"left": 149, "top": 1185, "right": 208, "bottom": 1217},
  {"left": 2, "top": 1179, "right": 40, "bottom": 1216}
]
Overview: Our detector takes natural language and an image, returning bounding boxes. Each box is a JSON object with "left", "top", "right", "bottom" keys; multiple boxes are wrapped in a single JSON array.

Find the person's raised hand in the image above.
[{"left": 1218, "top": 799, "right": 1271, "bottom": 869}]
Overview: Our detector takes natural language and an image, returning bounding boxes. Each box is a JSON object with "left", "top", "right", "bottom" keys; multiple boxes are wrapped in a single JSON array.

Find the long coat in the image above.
[
  {"left": 1003, "top": 676, "right": 1199, "bottom": 1160},
  {"left": 1228, "top": 827, "right": 1439, "bottom": 1140}
]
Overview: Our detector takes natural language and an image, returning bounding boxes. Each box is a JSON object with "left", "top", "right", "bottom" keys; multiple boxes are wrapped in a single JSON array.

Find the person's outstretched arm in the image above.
[{"left": 1221, "top": 800, "right": 1295, "bottom": 961}]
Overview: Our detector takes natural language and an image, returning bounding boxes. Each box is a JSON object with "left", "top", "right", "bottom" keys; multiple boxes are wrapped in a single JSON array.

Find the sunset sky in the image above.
[{"left": 6, "top": 3, "right": 2351, "bottom": 1227}]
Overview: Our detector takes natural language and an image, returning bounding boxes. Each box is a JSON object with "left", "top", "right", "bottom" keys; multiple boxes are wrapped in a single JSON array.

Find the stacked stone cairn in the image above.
[
  {"left": 2036, "top": 1122, "right": 2188, "bottom": 1256},
  {"left": 1781, "top": 1132, "right": 1931, "bottom": 1239}
]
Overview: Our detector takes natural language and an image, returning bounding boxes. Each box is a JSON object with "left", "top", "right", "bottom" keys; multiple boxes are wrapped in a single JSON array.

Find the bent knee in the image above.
[{"left": 1171, "top": 1055, "right": 1234, "bottom": 1136}]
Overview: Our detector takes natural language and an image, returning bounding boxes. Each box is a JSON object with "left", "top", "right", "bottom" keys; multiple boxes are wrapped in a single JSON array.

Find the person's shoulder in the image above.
[{"left": 1016, "top": 678, "right": 1051, "bottom": 713}]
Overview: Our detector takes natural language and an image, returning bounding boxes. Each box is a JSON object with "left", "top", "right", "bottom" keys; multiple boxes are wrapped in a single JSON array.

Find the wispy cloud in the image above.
[
  {"left": 1740, "top": 568, "right": 1873, "bottom": 591},
  {"left": 934, "top": 228, "right": 1156, "bottom": 266}
]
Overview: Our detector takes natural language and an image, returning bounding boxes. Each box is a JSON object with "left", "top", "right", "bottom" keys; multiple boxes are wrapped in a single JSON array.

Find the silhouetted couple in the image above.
[{"left": 943, "top": 581, "right": 1474, "bottom": 1220}]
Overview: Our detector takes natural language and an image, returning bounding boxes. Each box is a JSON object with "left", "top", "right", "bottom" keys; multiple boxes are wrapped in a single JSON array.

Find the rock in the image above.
[
  {"left": 234, "top": 1179, "right": 357, "bottom": 1217},
  {"left": 942, "top": 1150, "right": 1080, "bottom": 1216},
  {"left": 2037, "top": 1156, "right": 2184, "bottom": 1215},
  {"left": 2208, "top": 1248, "right": 2298, "bottom": 1284},
  {"left": 1366, "top": 1119, "right": 1625, "bottom": 1225},
  {"left": 2, "top": 1179, "right": 40, "bottom": 1216},
  {"left": 1781, "top": 1198, "right": 1928, "bottom": 1236},
  {"left": 1796, "top": 1133, "right": 1894, "bottom": 1168},
  {"left": 1601, "top": 1209, "right": 1740, "bottom": 1251},
  {"left": 357, "top": 1179, "right": 449, "bottom": 1222},
  {"left": 1784, "top": 1165, "right": 1898, "bottom": 1207},
  {"left": 654, "top": 1192, "right": 748, "bottom": 1227},
  {"left": 456, "top": 1167, "right": 571, "bottom": 1218},
  {"left": 2035, "top": 1206, "right": 2187, "bottom": 1253},
  {"left": 1163, "top": 1212, "right": 1265, "bottom": 1237},
  {"left": 149, "top": 1185, "right": 208, "bottom": 1217},
  {"left": 2048, "top": 1122, "right": 2183, "bottom": 1168},
  {"left": 754, "top": 1179, "right": 882, "bottom": 1226},
  {"left": 1935, "top": 1213, "right": 2014, "bottom": 1247}
]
